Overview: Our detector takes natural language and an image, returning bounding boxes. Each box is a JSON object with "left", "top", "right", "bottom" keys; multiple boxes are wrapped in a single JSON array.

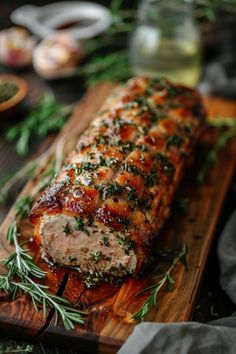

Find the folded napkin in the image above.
[{"left": 118, "top": 210, "right": 236, "bottom": 354}]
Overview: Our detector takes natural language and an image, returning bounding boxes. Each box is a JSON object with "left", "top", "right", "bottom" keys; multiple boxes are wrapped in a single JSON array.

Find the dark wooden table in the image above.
[{"left": 0, "top": 1, "right": 236, "bottom": 353}]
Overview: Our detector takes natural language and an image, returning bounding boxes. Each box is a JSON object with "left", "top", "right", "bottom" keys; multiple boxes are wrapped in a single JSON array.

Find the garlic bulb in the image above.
[
  {"left": 33, "top": 33, "right": 84, "bottom": 79},
  {"left": 0, "top": 27, "right": 36, "bottom": 67}
]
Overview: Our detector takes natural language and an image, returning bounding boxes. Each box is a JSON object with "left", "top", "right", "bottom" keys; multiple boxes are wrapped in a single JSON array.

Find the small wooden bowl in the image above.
[{"left": 0, "top": 74, "right": 28, "bottom": 119}]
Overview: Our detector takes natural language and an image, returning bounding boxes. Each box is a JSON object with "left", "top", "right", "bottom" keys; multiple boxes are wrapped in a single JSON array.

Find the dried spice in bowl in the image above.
[
  {"left": 0, "top": 80, "right": 19, "bottom": 104},
  {"left": 0, "top": 74, "right": 27, "bottom": 120}
]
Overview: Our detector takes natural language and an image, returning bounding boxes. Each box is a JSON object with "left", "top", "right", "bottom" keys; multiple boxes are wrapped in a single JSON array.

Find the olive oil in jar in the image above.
[{"left": 129, "top": 0, "right": 202, "bottom": 88}]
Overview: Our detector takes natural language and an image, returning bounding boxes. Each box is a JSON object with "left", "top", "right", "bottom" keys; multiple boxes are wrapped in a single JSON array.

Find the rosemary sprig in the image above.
[
  {"left": 0, "top": 344, "right": 34, "bottom": 354},
  {"left": 5, "top": 94, "right": 71, "bottom": 156},
  {"left": 132, "top": 244, "right": 188, "bottom": 321},
  {"left": 0, "top": 140, "right": 84, "bottom": 331},
  {"left": 0, "top": 221, "right": 85, "bottom": 330},
  {"left": 196, "top": 118, "right": 236, "bottom": 183}
]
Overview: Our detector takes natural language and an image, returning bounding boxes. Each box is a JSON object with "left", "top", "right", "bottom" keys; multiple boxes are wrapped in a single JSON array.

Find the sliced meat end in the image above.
[{"left": 39, "top": 214, "right": 137, "bottom": 276}]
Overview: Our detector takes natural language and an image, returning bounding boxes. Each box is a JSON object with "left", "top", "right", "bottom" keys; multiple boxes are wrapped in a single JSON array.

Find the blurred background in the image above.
[
  {"left": 1, "top": 0, "right": 236, "bottom": 103},
  {"left": 1, "top": 0, "right": 236, "bottom": 215}
]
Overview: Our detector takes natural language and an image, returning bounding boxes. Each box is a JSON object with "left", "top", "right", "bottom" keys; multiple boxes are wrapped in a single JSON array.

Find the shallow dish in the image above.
[{"left": 11, "top": 2, "right": 111, "bottom": 40}]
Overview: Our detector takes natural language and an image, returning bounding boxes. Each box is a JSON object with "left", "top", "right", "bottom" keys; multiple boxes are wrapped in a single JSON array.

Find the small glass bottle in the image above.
[{"left": 129, "top": 0, "right": 201, "bottom": 87}]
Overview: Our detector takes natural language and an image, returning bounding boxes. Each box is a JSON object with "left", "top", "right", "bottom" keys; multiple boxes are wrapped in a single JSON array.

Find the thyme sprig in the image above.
[
  {"left": 0, "top": 344, "right": 34, "bottom": 354},
  {"left": 132, "top": 244, "right": 188, "bottom": 321}
]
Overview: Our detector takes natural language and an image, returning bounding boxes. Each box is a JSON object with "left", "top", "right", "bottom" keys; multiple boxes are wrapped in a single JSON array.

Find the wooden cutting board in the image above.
[{"left": 0, "top": 83, "right": 236, "bottom": 354}]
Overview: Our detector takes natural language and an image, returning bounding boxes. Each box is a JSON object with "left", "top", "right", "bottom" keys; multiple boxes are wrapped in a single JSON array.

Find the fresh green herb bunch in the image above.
[{"left": 5, "top": 94, "right": 71, "bottom": 156}]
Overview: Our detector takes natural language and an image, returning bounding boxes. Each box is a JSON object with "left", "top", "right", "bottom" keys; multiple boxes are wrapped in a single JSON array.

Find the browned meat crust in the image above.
[{"left": 30, "top": 77, "right": 206, "bottom": 277}]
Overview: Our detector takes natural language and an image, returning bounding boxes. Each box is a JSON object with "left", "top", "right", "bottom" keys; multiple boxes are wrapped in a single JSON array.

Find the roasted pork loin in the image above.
[{"left": 30, "top": 77, "right": 205, "bottom": 278}]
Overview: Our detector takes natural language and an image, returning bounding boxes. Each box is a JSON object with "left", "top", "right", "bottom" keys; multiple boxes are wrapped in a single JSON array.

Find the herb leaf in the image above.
[
  {"left": 1, "top": 220, "right": 85, "bottom": 330},
  {"left": 132, "top": 244, "right": 188, "bottom": 321},
  {"left": 0, "top": 144, "right": 85, "bottom": 330}
]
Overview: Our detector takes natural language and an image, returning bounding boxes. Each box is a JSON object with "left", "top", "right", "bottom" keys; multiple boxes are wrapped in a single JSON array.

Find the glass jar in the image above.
[{"left": 129, "top": 0, "right": 201, "bottom": 87}]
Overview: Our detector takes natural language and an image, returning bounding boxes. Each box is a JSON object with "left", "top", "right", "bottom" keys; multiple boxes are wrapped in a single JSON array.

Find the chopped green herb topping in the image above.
[
  {"left": 74, "top": 217, "right": 90, "bottom": 236},
  {"left": 101, "top": 236, "right": 110, "bottom": 246},
  {"left": 63, "top": 222, "right": 71, "bottom": 235},
  {"left": 98, "top": 182, "right": 124, "bottom": 200},
  {"left": 166, "top": 134, "right": 183, "bottom": 150},
  {"left": 98, "top": 155, "right": 120, "bottom": 168},
  {"left": 91, "top": 251, "right": 101, "bottom": 263},
  {"left": 124, "top": 101, "right": 138, "bottom": 110},
  {"left": 149, "top": 77, "right": 168, "bottom": 89},
  {"left": 119, "top": 142, "right": 135, "bottom": 153},
  {"left": 126, "top": 185, "right": 137, "bottom": 201},
  {"left": 80, "top": 162, "right": 97, "bottom": 172},
  {"left": 121, "top": 163, "right": 141, "bottom": 175},
  {"left": 134, "top": 96, "right": 147, "bottom": 106},
  {"left": 156, "top": 153, "right": 175, "bottom": 177},
  {"left": 166, "top": 85, "right": 179, "bottom": 97},
  {"left": 145, "top": 86, "right": 155, "bottom": 96},
  {"left": 150, "top": 109, "right": 167, "bottom": 123},
  {"left": 68, "top": 256, "right": 78, "bottom": 262},
  {"left": 106, "top": 157, "right": 120, "bottom": 167},
  {"left": 145, "top": 170, "right": 158, "bottom": 187},
  {"left": 139, "top": 198, "right": 152, "bottom": 211},
  {"left": 138, "top": 144, "right": 148, "bottom": 152},
  {"left": 118, "top": 235, "right": 127, "bottom": 246},
  {"left": 96, "top": 135, "right": 109, "bottom": 145},
  {"left": 148, "top": 77, "right": 180, "bottom": 98},
  {"left": 137, "top": 126, "right": 149, "bottom": 135},
  {"left": 84, "top": 265, "right": 133, "bottom": 288}
]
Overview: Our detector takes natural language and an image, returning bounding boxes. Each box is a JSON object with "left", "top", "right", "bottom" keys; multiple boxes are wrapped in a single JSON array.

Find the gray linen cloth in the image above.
[{"left": 118, "top": 210, "right": 236, "bottom": 354}]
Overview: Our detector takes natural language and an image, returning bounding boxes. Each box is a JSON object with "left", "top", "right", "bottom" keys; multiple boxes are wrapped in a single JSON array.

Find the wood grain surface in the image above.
[{"left": 0, "top": 84, "right": 236, "bottom": 354}]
